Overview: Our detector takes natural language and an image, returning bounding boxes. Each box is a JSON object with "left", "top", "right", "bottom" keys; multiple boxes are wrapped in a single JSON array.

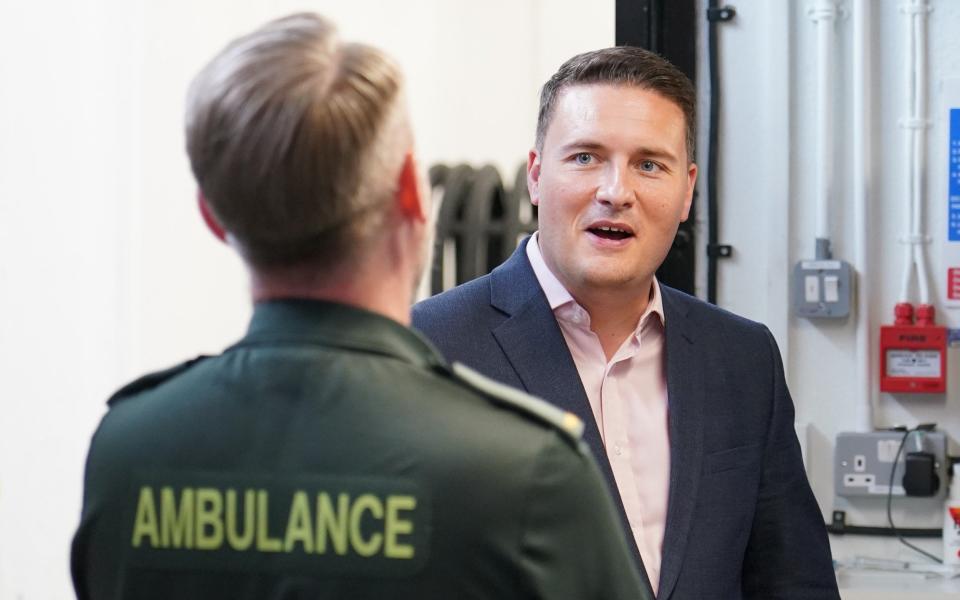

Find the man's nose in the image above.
[{"left": 594, "top": 164, "right": 634, "bottom": 208}]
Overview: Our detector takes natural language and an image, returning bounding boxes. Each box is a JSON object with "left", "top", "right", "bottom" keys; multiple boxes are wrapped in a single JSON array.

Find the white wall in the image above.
[
  {"left": 703, "top": 0, "right": 960, "bottom": 569},
  {"left": 0, "top": 3, "right": 142, "bottom": 598},
  {"left": 0, "top": 2, "right": 613, "bottom": 597}
]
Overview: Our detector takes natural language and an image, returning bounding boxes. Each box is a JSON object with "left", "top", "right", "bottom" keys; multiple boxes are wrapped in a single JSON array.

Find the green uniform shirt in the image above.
[{"left": 71, "top": 299, "right": 648, "bottom": 600}]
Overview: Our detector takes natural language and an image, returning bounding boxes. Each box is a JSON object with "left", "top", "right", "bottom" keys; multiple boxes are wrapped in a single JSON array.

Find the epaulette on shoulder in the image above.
[
  {"left": 107, "top": 356, "right": 209, "bottom": 407},
  {"left": 450, "top": 362, "right": 585, "bottom": 449}
]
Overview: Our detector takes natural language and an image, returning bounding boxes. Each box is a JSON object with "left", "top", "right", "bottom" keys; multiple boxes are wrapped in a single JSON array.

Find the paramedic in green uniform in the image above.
[{"left": 70, "top": 12, "right": 648, "bottom": 600}]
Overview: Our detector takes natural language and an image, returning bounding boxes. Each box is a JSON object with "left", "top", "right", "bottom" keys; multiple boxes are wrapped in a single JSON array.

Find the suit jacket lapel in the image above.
[
  {"left": 486, "top": 241, "right": 654, "bottom": 597},
  {"left": 487, "top": 241, "right": 603, "bottom": 455},
  {"left": 491, "top": 296, "right": 604, "bottom": 454},
  {"left": 656, "top": 287, "right": 705, "bottom": 600}
]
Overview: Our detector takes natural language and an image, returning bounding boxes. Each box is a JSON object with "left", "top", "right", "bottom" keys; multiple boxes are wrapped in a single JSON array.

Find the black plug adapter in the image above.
[{"left": 902, "top": 452, "right": 940, "bottom": 497}]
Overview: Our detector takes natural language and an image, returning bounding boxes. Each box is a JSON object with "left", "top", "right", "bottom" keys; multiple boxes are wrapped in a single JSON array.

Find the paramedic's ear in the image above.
[
  {"left": 396, "top": 152, "right": 426, "bottom": 222},
  {"left": 198, "top": 191, "right": 227, "bottom": 243}
]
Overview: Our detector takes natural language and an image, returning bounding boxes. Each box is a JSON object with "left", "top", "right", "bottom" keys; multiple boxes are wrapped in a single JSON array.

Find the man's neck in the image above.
[
  {"left": 571, "top": 280, "right": 654, "bottom": 362},
  {"left": 250, "top": 258, "right": 412, "bottom": 326}
]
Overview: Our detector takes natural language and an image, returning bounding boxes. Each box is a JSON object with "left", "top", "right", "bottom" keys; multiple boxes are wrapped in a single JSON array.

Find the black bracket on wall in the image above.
[
  {"left": 707, "top": 244, "right": 733, "bottom": 259},
  {"left": 706, "top": 5, "right": 736, "bottom": 22}
]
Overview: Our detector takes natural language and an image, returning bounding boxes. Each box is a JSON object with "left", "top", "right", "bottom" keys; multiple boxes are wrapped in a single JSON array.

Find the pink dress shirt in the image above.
[{"left": 526, "top": 234, "right": 670, "bottom": 594}]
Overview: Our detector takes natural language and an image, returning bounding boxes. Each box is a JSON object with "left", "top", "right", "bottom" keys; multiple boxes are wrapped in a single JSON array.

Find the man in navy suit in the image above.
[{"left": 413, "top": 47, "right": 839, "bottom": 599}]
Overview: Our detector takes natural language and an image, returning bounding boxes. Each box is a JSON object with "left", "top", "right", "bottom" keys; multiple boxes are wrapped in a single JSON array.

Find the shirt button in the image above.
[{"left": 614, "top": 444, "right": 623, "bottom": 456}]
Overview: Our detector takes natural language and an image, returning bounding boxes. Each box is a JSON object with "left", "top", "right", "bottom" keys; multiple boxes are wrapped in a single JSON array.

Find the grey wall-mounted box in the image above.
[{"left": 793, "top": 259, "right": 853, "bottom": 319}]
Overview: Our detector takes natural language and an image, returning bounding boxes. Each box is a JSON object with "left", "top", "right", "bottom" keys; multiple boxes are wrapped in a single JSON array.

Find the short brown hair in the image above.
[
  {"left": 535, "top": 46, "right": 696, "bottom": 161},
  {"left": 185, "top": 13, "right": 407, "bottom": 268}
]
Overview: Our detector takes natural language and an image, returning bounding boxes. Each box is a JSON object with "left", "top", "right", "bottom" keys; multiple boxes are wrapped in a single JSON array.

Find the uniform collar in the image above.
[{"left": 233, "top": 299, "right": 446, "bottom": 370}]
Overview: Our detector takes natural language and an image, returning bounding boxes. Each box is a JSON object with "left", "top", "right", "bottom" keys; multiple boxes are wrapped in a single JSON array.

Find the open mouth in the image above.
[{"left": 587, "top": 225, "right": 634, "bottom": 241}]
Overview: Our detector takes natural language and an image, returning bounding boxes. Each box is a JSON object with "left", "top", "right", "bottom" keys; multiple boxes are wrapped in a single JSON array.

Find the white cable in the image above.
[
  {"left": 897, "top": 0, "right": 933, "bottom": 304},
  {"left": 911, "top": 2, "right": 923, "bottom": 243},
  {"left": 811, "top": 0, "right": 837, "bottom": 243},
  {"left": 917, "top": 244, "right": 931, "bottom": 303},
  {"left": 907, "top": 0, "right": 917, "bottom": 242},
  {"left": 898, "top": 0, "right": 916, "bottom": 303},
  {"left": 913, "top": 0, "right": 932, "bottom": 305},
  {"left": 912, "top": 0, "right": 922, "bottom": 304},
  {"left": 900, "top": 248, "right": 915, "bottom": 302}
]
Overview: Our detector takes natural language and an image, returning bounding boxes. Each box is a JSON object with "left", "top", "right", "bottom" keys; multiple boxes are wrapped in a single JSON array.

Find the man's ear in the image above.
[
  {"left": 396, "top": 152, "right": 426, "bottom": 222},
  {"left": 526, "top": 149, "right": 542, "bottom": 206},
  {"left": 198, "top": 191, "right": 227, "bottom": 243},
  {"left": 680, "top": 162, "right": 698, "bottom": 222}
]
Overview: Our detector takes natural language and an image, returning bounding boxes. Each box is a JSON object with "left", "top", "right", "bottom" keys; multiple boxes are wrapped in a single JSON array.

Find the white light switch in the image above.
[
  {"left": 824, "top": 275, "right": 839, "bottom": 303},
  {"left": 805, "top": 275, "right": 820, "bottom": 302}
]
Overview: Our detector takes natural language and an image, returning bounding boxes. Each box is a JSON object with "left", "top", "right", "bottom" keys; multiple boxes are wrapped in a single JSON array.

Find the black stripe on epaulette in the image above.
[{"left": 107, "top": 356, "right": 210, "bottom": 406}]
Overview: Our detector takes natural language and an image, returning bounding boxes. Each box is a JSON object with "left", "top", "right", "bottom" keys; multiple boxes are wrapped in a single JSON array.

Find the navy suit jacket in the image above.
[{"left": 412, "top": 240, "right": 839, "bottom": 599}]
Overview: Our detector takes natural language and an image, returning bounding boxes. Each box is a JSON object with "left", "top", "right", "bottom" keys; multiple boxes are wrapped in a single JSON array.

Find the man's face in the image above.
[{"left": 528, "top": 84, "right": 697, "bottom": 300}]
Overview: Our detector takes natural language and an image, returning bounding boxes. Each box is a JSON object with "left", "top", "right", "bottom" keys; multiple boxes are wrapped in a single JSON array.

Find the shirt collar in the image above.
[
  {"left": 526, "top": 231, "right": 576, "bottom": 310},
  {"left": 525, "top": 232, "right": 666, "bottom": 333}
]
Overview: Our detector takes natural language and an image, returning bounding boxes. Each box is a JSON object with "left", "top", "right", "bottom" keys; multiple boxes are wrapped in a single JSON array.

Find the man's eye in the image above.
[
  {"left": 639, "top": 160, "right": 659, "bottom": 172},
  {"left": 574, "top": 153, "right": 592, "bottom": 165}
]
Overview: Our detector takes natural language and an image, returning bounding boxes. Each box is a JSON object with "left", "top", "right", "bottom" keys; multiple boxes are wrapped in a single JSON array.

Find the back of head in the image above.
[
  {"left": 535, "top": 46, "right": 696, "bottom": 162},
  {"left": 186, "top": 13, "right": 407, "bottom": 270}
]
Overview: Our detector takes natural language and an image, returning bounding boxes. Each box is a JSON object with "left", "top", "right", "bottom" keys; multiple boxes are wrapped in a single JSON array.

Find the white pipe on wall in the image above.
[
  {"left": 900, "top": 0, "right": 932, "bottom": 305},
  {"left": 812, "top": 0, "right": 837, "bottom": 245},
  {"left": 852, "top": 0, "right": 873, "bottom": 428},
  {"left": 913, "top": 0, "right": 931, "bottom": 305},
  {"left": 900, "top": 0, "right": 917, "bottom": 303}
]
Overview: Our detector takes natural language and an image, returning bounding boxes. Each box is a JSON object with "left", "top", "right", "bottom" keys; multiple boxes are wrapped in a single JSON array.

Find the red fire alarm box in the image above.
[{"left": 880, "top": 303, "right": 947, "bottom": 394}]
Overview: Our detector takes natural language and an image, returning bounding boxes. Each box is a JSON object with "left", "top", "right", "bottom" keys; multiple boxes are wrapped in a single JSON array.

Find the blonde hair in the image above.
[{"left": 185, "top": 13, "right": 407, "bottom": 267}]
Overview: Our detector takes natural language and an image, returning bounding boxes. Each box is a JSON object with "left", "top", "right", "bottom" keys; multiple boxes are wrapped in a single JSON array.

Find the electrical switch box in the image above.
[
  {"left": 835, "top": 431, "right": 947, "bottom": 498},
  {"left": 793, "top": 259, "right": 853, "bottom": 318}
]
